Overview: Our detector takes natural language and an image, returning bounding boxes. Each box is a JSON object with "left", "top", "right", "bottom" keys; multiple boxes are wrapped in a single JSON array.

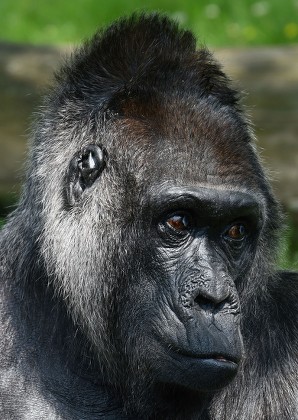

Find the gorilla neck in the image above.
[{"left": 2, "top": 253, "right": 127, "bottom": 416}]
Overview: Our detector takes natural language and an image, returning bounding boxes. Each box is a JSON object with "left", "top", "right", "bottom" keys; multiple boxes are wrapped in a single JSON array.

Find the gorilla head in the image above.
[{"left": 0, "top": 13, "right": 286, "bottom": 420}]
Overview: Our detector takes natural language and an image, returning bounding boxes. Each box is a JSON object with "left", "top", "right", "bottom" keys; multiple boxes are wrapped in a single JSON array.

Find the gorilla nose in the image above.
[{"left": 193, "top": 287, "right": 231, "bottom": 312}]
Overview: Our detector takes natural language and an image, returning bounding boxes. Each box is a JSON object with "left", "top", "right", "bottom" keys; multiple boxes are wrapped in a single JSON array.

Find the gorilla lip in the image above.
[
  {"left": 169, "top": 346, "right": 240, "bottom": 365},
  {"left": 213, "top": 355, "right": 230, "bottom": 362},
  {"left": 163, "top": 350, "right": 240, "bottom": 391},
  {"left": 192, "top": 355, "right": 238, "bottom": 366},
  {"left": 182, "top": 352, "right": 239, "bottom": 366}
]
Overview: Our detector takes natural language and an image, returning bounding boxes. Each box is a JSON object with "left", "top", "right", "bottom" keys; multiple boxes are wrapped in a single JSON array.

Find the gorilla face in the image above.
[
  {"left": 50, "top": 97, "right": 263, "bottom": 400},
  {"left": 134, "top": 187, "right": 259, "bottom": 390},
  {"left": 117, "top": 186, "right": 248, "bottom": 392}
]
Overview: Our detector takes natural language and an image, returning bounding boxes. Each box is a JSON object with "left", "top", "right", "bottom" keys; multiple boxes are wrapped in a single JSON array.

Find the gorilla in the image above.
[{"left": 0, "top": 13, "right": 298, "bottom": 420}]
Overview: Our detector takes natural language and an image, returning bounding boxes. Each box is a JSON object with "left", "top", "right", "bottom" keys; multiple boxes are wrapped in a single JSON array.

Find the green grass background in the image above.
[{"left": 0, "top": 0, "right": 297, "bottom": 47}]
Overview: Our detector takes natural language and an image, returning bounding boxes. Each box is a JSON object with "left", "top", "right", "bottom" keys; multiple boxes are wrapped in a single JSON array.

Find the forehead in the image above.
[{"left": 108, "top": 94, "right": 259, "bottom": 191}]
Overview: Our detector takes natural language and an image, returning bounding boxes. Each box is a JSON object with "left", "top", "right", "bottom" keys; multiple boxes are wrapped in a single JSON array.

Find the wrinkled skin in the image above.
[{"left": 0, "top": 13, "right": 298, "bottom": 420}]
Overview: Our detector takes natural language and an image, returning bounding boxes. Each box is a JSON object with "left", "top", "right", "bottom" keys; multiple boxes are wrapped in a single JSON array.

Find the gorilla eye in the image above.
[
  {"left": 226, "top": 223, "right": 247, "bottom": 241},
  {"left": 166, "top": 214, "right": 190, "bottom": 232}
]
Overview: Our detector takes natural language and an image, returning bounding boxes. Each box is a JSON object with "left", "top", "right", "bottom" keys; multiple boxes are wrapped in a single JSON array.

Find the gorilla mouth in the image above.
[
  {"left": 158, "top": 347, "right": 240, "bottom": 392},
  {"left": 210, "top": 354, "right": 239, "bottom": 364},
  {"left": 173, "top": 348, "right": 241, "bottom": 365},
  {"left": 179, "top": 353, "right": 240, "bottom": 369},
  {"left": 214, "top": 355, "right": 229, "bottom": 362}
]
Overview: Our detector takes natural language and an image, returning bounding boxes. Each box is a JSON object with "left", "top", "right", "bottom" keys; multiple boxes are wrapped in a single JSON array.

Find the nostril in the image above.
[
  {"left": 194, "top": 295, "right": 215, "bottom": 311},
  {"left": 194, "top": 294, "right": 230, "bottom": 312}
]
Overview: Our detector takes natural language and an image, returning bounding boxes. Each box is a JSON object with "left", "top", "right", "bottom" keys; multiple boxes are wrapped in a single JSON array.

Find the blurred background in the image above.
[{"left": 0, "top": 0, "right": 297, "bottom": 268}]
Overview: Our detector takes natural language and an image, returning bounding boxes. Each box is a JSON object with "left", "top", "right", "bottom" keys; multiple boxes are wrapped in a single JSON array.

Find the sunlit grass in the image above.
[
  {"left": 0, "top": 0, "right": 297, "bottom": 46},
  {"left": 278, "top": 225, "right": 298, "bottom": 270}
]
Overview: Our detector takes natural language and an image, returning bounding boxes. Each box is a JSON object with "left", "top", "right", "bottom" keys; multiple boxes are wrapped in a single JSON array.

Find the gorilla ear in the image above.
[{"left": 66, "top": 144, "right": 106, "bottom": 205}]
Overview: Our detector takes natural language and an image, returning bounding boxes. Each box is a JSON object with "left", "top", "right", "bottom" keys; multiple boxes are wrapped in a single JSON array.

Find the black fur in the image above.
[{"left": 1, "top": 13, "right": 297, "bottom": 419}]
